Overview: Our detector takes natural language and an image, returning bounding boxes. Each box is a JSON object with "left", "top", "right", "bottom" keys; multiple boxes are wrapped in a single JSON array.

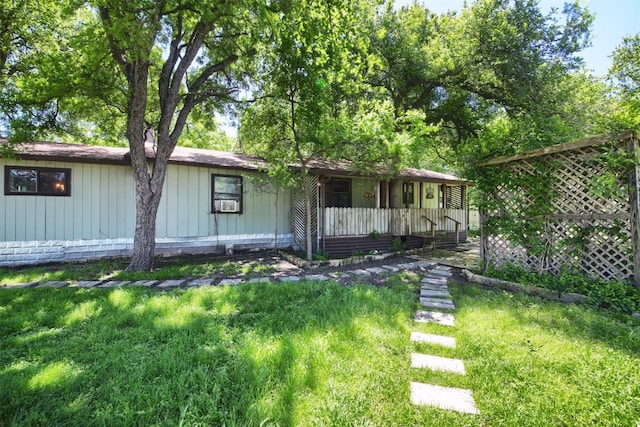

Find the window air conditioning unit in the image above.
[{"left": 219, "top": 200, "right": 239, "bottom": 212}]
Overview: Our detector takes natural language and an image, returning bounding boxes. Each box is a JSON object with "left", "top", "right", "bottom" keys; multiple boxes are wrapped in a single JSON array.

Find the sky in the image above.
[{"left": 394, "top": 0, "right": 640, "bottom": 76}]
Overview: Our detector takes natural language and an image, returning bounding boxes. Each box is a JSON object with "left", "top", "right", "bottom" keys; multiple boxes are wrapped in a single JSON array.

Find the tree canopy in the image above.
[{"left": 2, "top": 0, "right": 625, "bottom": 265}]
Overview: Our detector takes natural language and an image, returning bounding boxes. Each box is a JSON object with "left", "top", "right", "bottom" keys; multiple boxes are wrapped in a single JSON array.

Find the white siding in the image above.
[
  {"left": 1, "top": 157, "right": 292, "bottom": 244},
  {"left": 1, "top": 159, "right": 136, "bottom": 241}
]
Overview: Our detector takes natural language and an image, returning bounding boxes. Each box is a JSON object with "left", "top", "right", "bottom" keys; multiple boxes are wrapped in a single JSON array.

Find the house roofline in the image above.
[{"left": 2, "top": 138, "right": 468, "bottom": 183}]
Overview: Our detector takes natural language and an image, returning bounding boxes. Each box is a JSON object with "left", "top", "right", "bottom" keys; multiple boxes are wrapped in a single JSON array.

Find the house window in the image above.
[
  {"left": 211, "top": 174, "right": 242, "bottom": 213},
  {"left": 5, "top": 166, "right": 71, "bottom": 196},
  {"left": 402, "top": 182, "right": 414, "bottom": 205},
  {"left": 325, "top": 178, "right": 351, "bottom": 207}
]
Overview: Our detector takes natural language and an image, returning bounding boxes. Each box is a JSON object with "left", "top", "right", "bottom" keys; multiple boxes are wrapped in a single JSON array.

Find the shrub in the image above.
[{"left": 485, "top": 263, "right": 640, "bottom": 314}]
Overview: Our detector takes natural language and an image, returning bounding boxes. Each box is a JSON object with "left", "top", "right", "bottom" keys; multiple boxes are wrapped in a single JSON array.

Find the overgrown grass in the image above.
[
  {"left": 1, "top": 274, "right": 639, "bottom": 426},
  {"left": 0, "top": 255, "right": 277, "bottom": 285}
]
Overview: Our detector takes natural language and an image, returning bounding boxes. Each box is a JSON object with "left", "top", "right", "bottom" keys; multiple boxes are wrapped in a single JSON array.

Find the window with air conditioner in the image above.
[{"left": 212, "top": 174, "right": 242, "bottom": 214}]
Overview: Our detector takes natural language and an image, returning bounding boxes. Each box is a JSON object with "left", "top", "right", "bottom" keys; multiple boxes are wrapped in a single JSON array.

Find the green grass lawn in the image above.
[
  {"left": 1, "top": 272, "right": 639, "bottom": 426},
  {"left": 0, "top": 255, "right": 277, "bottom": 285}
]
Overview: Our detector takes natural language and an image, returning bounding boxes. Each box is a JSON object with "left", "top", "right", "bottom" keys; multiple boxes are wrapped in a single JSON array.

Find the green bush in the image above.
[
  {"left": 485, "top": 263, "right": 640, "bottom": 314},
  {"left": 390, "top": 238, "right": 403, "bottom": 253}
]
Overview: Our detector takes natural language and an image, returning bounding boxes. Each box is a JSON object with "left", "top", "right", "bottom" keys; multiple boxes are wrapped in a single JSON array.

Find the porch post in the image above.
[{"left": 626, "top": 135, "right": 640, "bottom": 288}]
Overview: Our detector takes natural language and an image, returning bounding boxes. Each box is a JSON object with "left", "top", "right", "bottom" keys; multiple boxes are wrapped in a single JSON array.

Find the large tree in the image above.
[
  {"left": 609, "top": 33, "right": 640, "bottom": 129},
  {"left": 240, "top": 0, "right": 393, "bottom": 260},
  {"left": 2, "top": 1, "right": 262, "bottom": 270},
  {"left": 368, "top": 0, "right": 594, "bottom": 168}
]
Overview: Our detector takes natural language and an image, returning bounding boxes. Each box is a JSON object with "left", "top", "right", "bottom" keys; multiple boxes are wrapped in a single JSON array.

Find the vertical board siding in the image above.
[
  {"left": 1, "top": 158, "right": 292, "bottom": 243},
  {"left": 0, "top": 159, "right": 136, "bottom": 241},
  {"left": 323, "top": 208, "right": 468, "bottom": 237}
]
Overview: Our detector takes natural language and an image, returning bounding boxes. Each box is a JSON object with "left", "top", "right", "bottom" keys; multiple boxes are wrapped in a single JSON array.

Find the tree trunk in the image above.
[
  {"left": 124, "top": 60, "right": 161, "bottom": 271},
  {"left": 128, "top": 177, "right": 161, "bottom": 271}
]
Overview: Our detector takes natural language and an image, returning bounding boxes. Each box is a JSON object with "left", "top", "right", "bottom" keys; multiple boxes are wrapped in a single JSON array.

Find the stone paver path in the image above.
[
  {"left": 420, "top": 288, "right": 451, "bottom": 298},
  {"left": 157, "top": 280, "right": 186, "bottom": 288},
  {"left": 411, "top": 353, "right": 466, "bottom": 375},
  {"left": 410, "top": 264, "right": 479, "bottom": 416},
  {"left": 410, "top": 382, "right": 480, "bottom": 415},
  {"left": 414, "top": 310, "right": 455, "bottom": 326},
  {"left": 419, "top": 297, "right": 455, "bottom": 310},
  {"left": 410, "top": 332, "right": 456, "bottom": 348}
]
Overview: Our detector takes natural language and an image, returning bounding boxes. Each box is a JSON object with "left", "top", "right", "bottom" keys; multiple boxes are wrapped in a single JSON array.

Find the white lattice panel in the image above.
[{"left": 482, "top": 138, "right": 638, "bottom": 283}]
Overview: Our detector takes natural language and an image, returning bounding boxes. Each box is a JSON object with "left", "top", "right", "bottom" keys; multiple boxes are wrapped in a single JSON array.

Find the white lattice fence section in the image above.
[
  {"left": 481, "top": 133, "right": 639, "bottom": 283},
  {"left": 292, "top": 175, "right": 318, "bottom": 250}
]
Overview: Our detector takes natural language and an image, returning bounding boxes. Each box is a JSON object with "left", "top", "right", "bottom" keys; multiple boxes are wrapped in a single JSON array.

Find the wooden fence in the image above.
[
  {"left": 323, "top": 207, "right": 467, "bottom": 237},
  {"left": 478, "top": 132, "right": 640, "bottom": 286}
]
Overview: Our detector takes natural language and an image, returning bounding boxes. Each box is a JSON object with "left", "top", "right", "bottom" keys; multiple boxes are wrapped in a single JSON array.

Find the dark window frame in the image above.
[
  {"left": 211, "top": 174, "right": 243, "bottom": 214},
  {"left": 4, "top": 166, "right": 71, "bottom": 196},
  {"left": 325, "top": 178, "right": 352, "bottom": 208},
  {"left": 402, "top": 182, "right": 414, "bottom": 205}
]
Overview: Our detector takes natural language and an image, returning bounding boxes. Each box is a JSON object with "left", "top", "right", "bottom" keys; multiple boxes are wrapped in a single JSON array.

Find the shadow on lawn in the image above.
[
  {"left": 452, "top": 281, "right": 640, "bottom": 356},
  {"left": 0, "top": 280, "right": 412, "bottom": 426}
]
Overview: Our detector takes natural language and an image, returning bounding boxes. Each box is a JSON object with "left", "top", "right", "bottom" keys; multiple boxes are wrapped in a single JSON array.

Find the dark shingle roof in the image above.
[{"left": 4, "top": 139, "right": 466, "bottom": 183}]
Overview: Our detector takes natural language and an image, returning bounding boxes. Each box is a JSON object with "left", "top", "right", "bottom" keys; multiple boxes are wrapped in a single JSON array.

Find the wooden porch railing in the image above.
[{"left": 323, "top": 208, "right": 467, "bottom": 237}]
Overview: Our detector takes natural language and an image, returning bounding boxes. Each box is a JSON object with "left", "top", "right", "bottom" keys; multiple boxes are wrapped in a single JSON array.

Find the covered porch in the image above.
[
  {"left": 312, "top": 167, "right": 469, "bottom": 257},
  {"left": 320, "top": 207, "right": 468, "bottom": 257}
]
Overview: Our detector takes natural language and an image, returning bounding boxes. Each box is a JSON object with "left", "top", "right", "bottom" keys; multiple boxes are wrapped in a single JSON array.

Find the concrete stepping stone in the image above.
[
  {"left": 420, "top": 288, "right": 451, "bottom": 298},
  {"left": 248, "top": 277, "right": 270, "bottom": 283},
  {"left": 430, "top": 270, "right": 452, "bottom": 277},
  {"left": 329, "top": 272, "right": 351, "bottom": 279},
  {"left": 219, "top": 278, "right": 243, "bottom": 286},
  {"left": 157, "top": 280, "right": 186, "bottom": 289},
  {"left": 131, "top": 280, "right": 160, "bottom": 287},
  {"left": 348, "top": 269, "right": 371, "bottom": 276},
  {"left": 73, "top": 281, "right": 102, "bottom": 288},
  {"left": 421, "top": 277, "right": 448, "bottom": 285},
  {"left": 365, "top": 267, "right": 388, "bottom": 274},
  {"left": 186, "top": 279, "right": 213, "bottom": 287},
  {"left": 397, "top": 263, "right": 418, "bottom": 270},
  {"left": 411, "top": 353, "right": 466, "bottom": 375},
  {"left": 37, "top": 281, "right": 68, "bottom": 288},
  {"left": 414, "top": 310, "right": 455, "bottom": 326},
  {"left": 305, "top": 274, "right": 329, "bottom": 281},
  {"left": 433, "top": 265, "right": 452, "bottom": 271},
  {"left": 381, "top": 265, "right": 400, "bottom": 272},
  {"left": 98, "top": 281, "right": 131, "bottom": 288},
  {"left": 420, "top": 297, "right": 455, "bottom": 310},
  {"left": 416, "top": 261, "right": 432, "bottom": 269},
  {"left": 6, "top": 282, "right": 39, "bottom": 288},
  {"left": 410, "top": 382, "right": 479, "bottom": 415},
  {"left": 410, "top": 332, "right": 456, "bottom": 348},
  {"left": 278, "top": 276, "right": 301, "bottom": 282}
]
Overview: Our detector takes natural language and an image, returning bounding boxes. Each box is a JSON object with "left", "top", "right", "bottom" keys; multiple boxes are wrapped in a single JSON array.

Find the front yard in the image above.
[{"left": 1, "top": 269, "right": 639, "bottom": 426}]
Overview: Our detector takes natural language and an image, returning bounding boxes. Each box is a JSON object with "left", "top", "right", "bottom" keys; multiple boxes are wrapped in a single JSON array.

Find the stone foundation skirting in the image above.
[{"left": 0, "top": 234, "right": 294, "bottom": 267}]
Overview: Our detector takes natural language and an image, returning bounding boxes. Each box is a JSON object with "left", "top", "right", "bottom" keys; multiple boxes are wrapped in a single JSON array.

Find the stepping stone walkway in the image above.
[
  {"left": 410, "top": 382, "right": 479, "bottom": 415},
  {"left": 410, "top": 264, "right": 479, "bottom": 416},
  {"left": 410, "top": 332, "right": 456, "bottom": 348},
  {"left": 411, "top": 353, "right": 466, "bottom": 375}
]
